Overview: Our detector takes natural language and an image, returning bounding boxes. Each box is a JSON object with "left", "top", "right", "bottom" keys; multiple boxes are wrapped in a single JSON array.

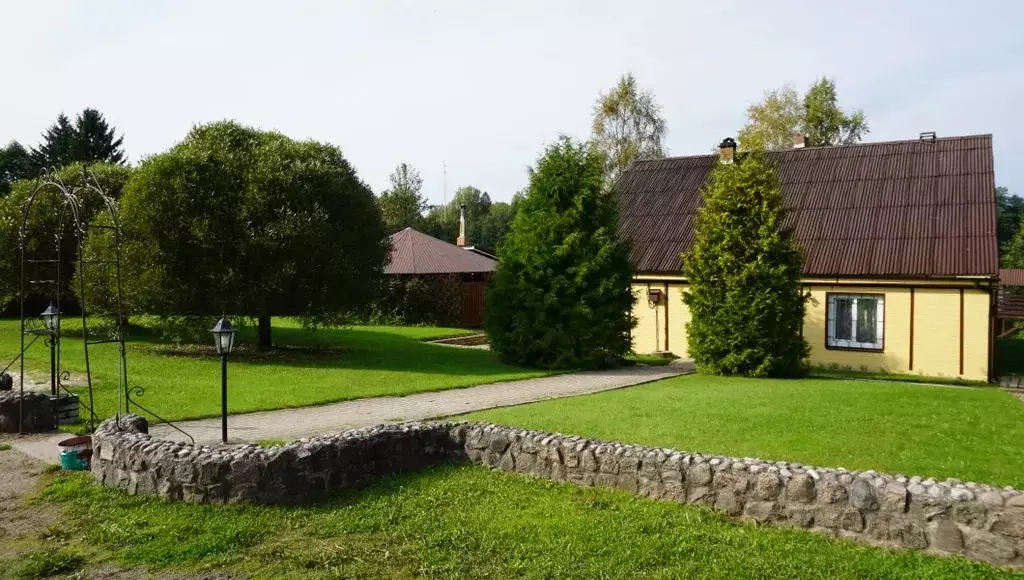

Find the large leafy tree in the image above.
[
  {"left": 683, "top": 151, "right": 808, "bottom": 377},
  {"left": 735, "top": 85, "right": 804, "bottom": 151},
  {"left": 30, "top": 109, "right": 126, "bottom": 169},
  {"left": 996, "top": 186, "right": 1023, "bottom": 257},
  {"left": 0, "top": 141, "right": 37, "bottom": 195},
  {"left": 98, "top": 121, "right": 388, "bottom": 349},
  {"left": 486, "top": 137, "right": 634, "bottom": 369},
  {"left": 1002, "top": 195, "right": 1024, "bottom": 269},
  {"left": 378, "top": 162, "right": 426, "bottom": 231},
  {"left": 802, "top": 78, "right": 868, "bottom": 147},
  {"left": 0, "top": 163, "right": 132, "bottom": 309},
  {"left": 591, "top": 73, "right": 667, "bottom": 183},
  {"left": 738, "top": 77, "right": 868, "bottom": 150}
]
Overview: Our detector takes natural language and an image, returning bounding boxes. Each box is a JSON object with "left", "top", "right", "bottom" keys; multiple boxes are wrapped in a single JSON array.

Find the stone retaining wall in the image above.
[
  {"left": 91, "top": 415, "right": 458, "bottom": 503},
  {"left": 92, "top": 416, "right": 1024, "bottom": 567}
]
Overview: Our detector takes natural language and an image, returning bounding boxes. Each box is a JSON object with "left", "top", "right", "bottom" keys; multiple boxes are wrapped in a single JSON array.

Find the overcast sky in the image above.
[{"left": 3, "top": 1, "right": 1022, "bottom": 203}]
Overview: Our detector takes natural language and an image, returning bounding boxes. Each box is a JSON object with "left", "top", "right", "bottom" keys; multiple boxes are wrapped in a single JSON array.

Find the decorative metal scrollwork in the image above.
[{"left": 125, "top": 385, "right": 195, "bottom": 445}]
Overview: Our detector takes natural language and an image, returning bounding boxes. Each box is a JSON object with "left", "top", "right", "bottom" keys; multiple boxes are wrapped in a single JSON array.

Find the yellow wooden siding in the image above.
[
  {"left": 667, "top": 284, "right": 690, "bottom": 357},
  {"left": 628, "top": 277, "right": 992, "bottom": 381},
  {"left": 962, "top": 290, "right": 991, "bottom": 381},
  {"left": 630, "top": 283, "right": 666, "bottom": 353},
  {"left": 805, "top": 286, "right": 912, "bottom": 374}
]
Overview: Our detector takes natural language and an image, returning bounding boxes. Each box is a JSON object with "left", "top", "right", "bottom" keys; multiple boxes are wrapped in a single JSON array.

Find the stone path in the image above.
[
  {"left": 11, "top": 364, "right": 689, "bottom": 460},
  {"left": 153, "top": 365, "right": 687, "bottom": 445}
]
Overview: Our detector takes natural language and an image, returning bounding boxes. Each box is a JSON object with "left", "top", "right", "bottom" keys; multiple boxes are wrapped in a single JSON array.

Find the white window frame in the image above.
[{"left": 826, "top": 293, "right": 885, "bottom": 351}]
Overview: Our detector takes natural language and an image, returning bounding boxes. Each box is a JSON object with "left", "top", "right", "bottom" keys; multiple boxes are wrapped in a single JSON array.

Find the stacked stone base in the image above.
[
  {"left": 0, "top": 391, "right": 55, "bottom": 433},
  {"left": 91, "top": 416, "right": 1024, "bottom": 567}
]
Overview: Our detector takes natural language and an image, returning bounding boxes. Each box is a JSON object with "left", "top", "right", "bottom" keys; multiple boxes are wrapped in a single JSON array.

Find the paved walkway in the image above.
[{"left": 10, "top": 364, "right": 689, "bottom": 460}]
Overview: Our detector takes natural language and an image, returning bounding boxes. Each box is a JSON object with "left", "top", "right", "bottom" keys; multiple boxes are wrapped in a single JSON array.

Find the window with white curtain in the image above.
[{"left": 826, "top": 294, "right": 884, "bottom": 350}]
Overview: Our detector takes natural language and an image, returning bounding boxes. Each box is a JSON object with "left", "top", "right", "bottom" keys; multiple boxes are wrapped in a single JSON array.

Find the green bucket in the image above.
[
  {"left": 59, "top": 449, "right": 88, "bottom": 471},
  {"left": 57, "top": 435, "right": 92, "bottom": 471}
]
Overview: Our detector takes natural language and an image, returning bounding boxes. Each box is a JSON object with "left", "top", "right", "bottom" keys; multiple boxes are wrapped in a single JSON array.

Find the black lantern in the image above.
[
  {"left": 210, "top": 317, "right": 237, "bottom": 355},
  {"left": 41, "top": 302, "right": 60, "bottom": 406},
  {"left": 210, "top": 317, "right": 237, "bottom": 444},
  {"left": 41, "top": 302, "right": 60, "bottom": 333}
]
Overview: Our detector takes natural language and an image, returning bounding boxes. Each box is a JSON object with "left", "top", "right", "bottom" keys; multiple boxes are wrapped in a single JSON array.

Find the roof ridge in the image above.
[{"left": 630, "top": 133, "right": 993, "bottom": 164}]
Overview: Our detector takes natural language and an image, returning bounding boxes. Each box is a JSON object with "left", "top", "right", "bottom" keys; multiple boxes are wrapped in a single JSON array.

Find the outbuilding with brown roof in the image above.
[{"left": 384, "top": 227, "right": 496, "bottom": 327}]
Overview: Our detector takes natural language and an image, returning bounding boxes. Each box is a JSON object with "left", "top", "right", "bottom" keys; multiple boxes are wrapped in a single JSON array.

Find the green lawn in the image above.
[
  {"left": 463, "top": 374, "right": 1024, "bottom": 488},
  {"left": 0, "top": 319, "right": 543, "bottom": 423},
  {"left": 18, "top": 465, "right": 1012, "bottom": 579}
]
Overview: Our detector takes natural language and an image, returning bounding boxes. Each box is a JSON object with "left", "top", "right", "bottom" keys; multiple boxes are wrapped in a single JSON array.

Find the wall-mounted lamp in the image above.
[{"left": 647, "top": 288, "right": 663, "bottom": 305}]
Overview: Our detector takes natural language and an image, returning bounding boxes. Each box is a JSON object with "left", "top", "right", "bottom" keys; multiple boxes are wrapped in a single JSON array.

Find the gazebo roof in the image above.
[{"left": 385, "top": 228, "right": 497, "bottom": 275}]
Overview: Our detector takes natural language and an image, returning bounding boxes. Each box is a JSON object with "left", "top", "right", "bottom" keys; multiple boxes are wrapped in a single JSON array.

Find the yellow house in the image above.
[{"left": 615, "top": 134, "right": 998, "bottom": 382}]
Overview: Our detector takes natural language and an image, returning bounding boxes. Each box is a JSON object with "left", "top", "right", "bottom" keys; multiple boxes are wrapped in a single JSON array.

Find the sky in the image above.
[{"left": 2, "top": 1, "right": 1023, "bottom": 204}]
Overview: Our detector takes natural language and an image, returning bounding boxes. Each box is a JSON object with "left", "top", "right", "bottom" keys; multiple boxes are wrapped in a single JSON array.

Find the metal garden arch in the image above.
[{"left": 10, "top": 167, "right": 193, "bottom": 443}]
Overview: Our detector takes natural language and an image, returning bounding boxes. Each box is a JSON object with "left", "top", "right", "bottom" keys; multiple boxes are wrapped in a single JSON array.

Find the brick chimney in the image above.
[
  {"left": 792, "top": 133, "right": 807, "bottom": 149},
  {"left": 456, "top": 204, "right": 467, "bottom": 247},
  {"left": 719, "top": 138, "right": 737, "bottom": 164}
]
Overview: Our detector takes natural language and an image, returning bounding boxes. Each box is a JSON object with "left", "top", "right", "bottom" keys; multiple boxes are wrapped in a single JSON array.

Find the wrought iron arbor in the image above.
[{"left": 7, "top": 168, "right": 191, "bottom": 443}]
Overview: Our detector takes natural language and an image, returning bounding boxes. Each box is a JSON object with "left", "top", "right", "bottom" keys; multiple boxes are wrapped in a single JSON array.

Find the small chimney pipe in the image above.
[
  {"left": 457, "top": 204, "right": 468, "bottom": 247},
  {"left": 792, "top": 133, "right": 807, "bottom": 149},
  {"left": 719, "top": 138, "right": 737, "bottom": 164}
]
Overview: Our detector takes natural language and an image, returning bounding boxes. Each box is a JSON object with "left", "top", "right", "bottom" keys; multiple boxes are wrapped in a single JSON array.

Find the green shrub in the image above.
[
  {"left": 355, "top": 275, "right": 464, "bottom": 326},
  {"left": 486, "top": 137, "right": 634, "bottom": 369},
  {"left": 682, "top": 150, "right": 808, "bottom": 377}
]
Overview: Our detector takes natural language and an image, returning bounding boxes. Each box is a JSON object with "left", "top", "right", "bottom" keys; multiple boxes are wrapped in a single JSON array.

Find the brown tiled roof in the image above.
[
  {"left": 615, "top": 134, "right": 998, "bottom": 278},
  {"left": 1001, "top": 269, "right": 1024, "bottom": 286},
  {"left": 385, "top": 228, "right": 497, "bottom": 275}
]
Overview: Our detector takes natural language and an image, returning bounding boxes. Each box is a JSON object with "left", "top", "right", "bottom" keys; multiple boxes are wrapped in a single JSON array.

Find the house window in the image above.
[{"left": 826, "top": 294, "right": 884, "bottom": 351}]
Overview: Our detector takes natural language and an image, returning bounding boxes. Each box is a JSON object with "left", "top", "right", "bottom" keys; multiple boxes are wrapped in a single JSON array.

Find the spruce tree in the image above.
[
  {"left": 486, "top": 137, "right": 634, "bottom": 369},
  {"left": 682, "top": 151, "right": 808, "bottom": 377},
  {"left": 73, "top": 108, "right": 126, "bottom": 164},
  {"left": 30, "top": 113, "right": 77, "bottom": 169},
  {"left": 30, "top": 109, "right": 126, "bottom": 170}
]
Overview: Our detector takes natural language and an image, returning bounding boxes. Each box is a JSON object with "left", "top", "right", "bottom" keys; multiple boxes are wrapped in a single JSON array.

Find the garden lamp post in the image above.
[
  {"left": 41, "top": 302, "right": 60, "bottom": 397},
  {"left": 210, "top": 317, "right": 237, "bottom": 444}
]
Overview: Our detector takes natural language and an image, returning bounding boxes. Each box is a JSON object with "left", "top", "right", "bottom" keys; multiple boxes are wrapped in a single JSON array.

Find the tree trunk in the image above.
[{"left": 258, "top": 315, "right": 272, "bottom": 351}]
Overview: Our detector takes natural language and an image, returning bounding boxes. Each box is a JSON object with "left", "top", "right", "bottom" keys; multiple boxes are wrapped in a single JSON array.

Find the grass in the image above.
[
  {"left": 809, "top": 367, "right": 991, "bottom": 387},
  {"left": 0, "top": 318, "right": 544, "bottom": 423},
  {"left": 463, "top": 374, "right": 1024, "bottom": 488},
  {"left": 256, "top": 438, "right": 287, "bottom": 448},
  {"left": 0, "top": 443, "right": 11, "bottom": 451},
  {"left": 30, "top": 465, "right": 1014, "bottom": 579},
  {"left": 8, "top": 548, "right": 85, "bottom": 579}
]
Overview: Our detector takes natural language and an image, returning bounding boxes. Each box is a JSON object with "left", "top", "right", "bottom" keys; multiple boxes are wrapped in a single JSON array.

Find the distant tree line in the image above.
[
  {"left": 376, "top": 162, "right": 521, "bottom": 256},
  {"left": 0, "top": 108, "right": 125, "bottom": 195}
]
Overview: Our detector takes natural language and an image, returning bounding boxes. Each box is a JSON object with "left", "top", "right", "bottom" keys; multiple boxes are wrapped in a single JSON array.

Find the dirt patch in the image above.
[
  {"left": 429, "top": 334, "right": 489, "bottom": 347},
  {"left": 0, "top": 442, "right": 240, "bottom": 579},
  {"left": 0, "top": 443, "right": 62, "bottom": 561},
  {"left": 4, "top": 369, "right": 90, "bottom": 394}
]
